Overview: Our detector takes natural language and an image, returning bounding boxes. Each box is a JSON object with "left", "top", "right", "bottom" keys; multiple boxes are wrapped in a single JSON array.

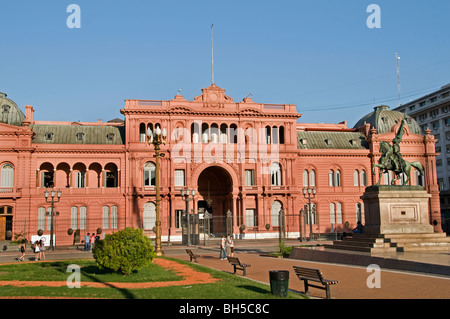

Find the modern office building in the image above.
[{"left": 395, "top": 83, "right": 450, "bottom": 232}]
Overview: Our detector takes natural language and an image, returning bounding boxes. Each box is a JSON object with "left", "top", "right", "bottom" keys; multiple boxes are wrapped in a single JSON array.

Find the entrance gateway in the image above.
[{"left": 197, "top": 165, "right": 233, "bottom": 236}]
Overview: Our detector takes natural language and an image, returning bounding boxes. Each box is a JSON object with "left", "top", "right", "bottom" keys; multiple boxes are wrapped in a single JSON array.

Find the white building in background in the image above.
[{"left": 395, "top": 83, "right": 450, "bottom": 232}]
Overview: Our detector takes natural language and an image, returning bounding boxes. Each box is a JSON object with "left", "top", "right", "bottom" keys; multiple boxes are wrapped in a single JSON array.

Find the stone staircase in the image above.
[{"left": 324, "top": 233, "right": 450, "bottom": 253}]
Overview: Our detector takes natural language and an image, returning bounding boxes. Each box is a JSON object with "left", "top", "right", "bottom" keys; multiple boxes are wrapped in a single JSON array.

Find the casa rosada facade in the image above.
[{"left": 0, "top": 85, "right": 443, "bottom": 245}]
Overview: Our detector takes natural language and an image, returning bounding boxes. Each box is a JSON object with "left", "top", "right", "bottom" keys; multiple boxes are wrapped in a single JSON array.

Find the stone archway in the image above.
[{"left": 197, "top": 165, "right": 234, "bottom": 234}]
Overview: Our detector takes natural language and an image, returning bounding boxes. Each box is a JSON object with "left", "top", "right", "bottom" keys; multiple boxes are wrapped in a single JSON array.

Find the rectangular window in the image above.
[
  {"left": 245, "top": 169, "right": 255, "bottom": 186},
  {"left": 102, "top": 206, "right": 109, "bottom": 229},
  {"left": 71, "top": 207, "right": 78, "bottom": 229},
  {"left": 245, "top": 209, "right": 256, "bottom": 227},
  {"left": 41, "top": 171, "right": 54, "bottom": 188},
  {"left": 175, "top": 210, "right": 184, "bottom": 228},
  {"left": 111, "top": 206, "right": 118, "bottom": 229},
  {"left": 38, "top": 207, "right": 46, "bottom": 231},
  {"left": 80, "top": 206, "right": 87, "bottom": 230},
  {"left": 174, "top": 169, "right": 185, "bottom": 187},
  {"left": 75, "top": 171, "right": 85, "bottom": 188}
]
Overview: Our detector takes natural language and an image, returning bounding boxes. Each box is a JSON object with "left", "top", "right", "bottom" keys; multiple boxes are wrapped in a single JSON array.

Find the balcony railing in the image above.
[{"left": 0, "top": 187, "right": 22, "bottom": 198}]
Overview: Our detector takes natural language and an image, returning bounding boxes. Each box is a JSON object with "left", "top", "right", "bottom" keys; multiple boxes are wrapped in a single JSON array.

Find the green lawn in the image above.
[{"left": 0, "top": 257, "right": 306, "bottom": 299}]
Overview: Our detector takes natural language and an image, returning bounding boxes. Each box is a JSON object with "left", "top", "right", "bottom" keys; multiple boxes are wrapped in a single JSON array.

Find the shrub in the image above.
[{"left": 92, "top": 227, "right": 156, "bottom": 275}]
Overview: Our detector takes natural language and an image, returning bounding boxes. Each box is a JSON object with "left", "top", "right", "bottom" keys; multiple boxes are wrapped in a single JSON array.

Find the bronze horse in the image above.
[{"left": 372, "top": 141, "right": 424, "bottom": 185}]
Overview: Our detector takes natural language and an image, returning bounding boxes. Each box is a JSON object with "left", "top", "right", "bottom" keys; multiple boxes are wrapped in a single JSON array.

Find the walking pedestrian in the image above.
[
  {"left": 39, "top": 239, "right": 46, "bottom": 260},
  {"left": 18, "top": 240, "right": 26, "bottom": 262},
  {"left": 219, "top": 235, "right": 226, "bottom": 260},
  {"left": 33, "top": 241, "right": 40, "bottom": 261}
]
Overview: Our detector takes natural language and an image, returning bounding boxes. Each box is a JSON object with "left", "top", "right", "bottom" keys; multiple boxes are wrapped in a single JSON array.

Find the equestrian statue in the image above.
[{"left": 372, "top": 118, "right": 425, "bottom": 185}]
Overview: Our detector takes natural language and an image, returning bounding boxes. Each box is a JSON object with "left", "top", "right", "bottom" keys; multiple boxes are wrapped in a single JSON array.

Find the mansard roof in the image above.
[
  {"left": 31, "top": 124, "right": 125, "bottom": 145},
  {"left": 297, "top": 131, "right": 369, "bottom": 150}
]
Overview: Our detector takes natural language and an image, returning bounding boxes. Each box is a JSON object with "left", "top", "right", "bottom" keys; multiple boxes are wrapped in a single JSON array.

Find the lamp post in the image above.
[
  {"left": 302, "top": 187, "right": 316, "bottom": 241},
  {"left": 181, "top": 189, "right": 195, "bottom": 246},
  {"left": 44, "top": 189, "right": 62, "bottom": 251},
  {"left": 147, "top": 125, "right": 167, "bottom": 256}
]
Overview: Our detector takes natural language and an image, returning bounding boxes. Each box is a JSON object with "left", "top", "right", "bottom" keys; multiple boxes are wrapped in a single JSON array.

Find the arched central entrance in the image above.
[{"left": 197, "top": 166, "right": 233, "bottom": 235}]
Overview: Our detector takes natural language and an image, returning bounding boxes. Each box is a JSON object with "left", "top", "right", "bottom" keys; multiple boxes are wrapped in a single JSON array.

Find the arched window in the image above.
[
  {"left": 415, "top": 169, "right": 424, "bottom": 186},
  {"left": 330, "top": 202, "right": 343, "bottom": 225},
  {"left": 111, "top": 206, "right": 118, "bottom": 229},
  {"left": 270, "top": 162, "right": 282, "bottom": 186},
  {"left": 271, "top": 200, "right": 283, "bottom": 227},
  {"left": 139, "top": 123, "right": 146, "bottom": 142},
  {"left": 220, "top": 124, "right": 228, "bottom": 143},
  {"left": 328, "top": 170, "right": 335, "bottom": 186},
  {"left": 143, "top": 162, "right": 156, "bottom": 186},
  {"left": 265, "top": 126, "right": 271, "bottom": 144},
  {"left": 272, "top": 126, "right": 279, "bottom": 144},
  {"left": 80, "top": 206, "right": 87, "bottom": 230},
  {"left": 303, "top": 170, "right": 308, "bottom": 187},
  {"left": 304, "top": 203, "right": 316, "bottom": 225},
  {"left": 0, "top": 164, "right": 14, "bottom": 188},
  {"left": 303, "top": 169, "right": 316, "bottom": 187},
  {"left": 191, "top": 122, "right": 200, "bottom": 144},
  {"left": 356, "top": 203, "right": 365, "bottom": 224},
  {"left": 71, "top": 207, "right": 78, "bottom": 229},
  {"left": 210, "top": 123, "right": 219, "bottom": 143},
  {"left": 201, "top": 123, "right": 209, "bottom": 143},
  {"left": 336, "top": 170, "right": 341, "bottom": 187},
  {"left": 38, "top": 207, "right": 46, "bottom": 231},
  {"left": 353, "top": 170, "right": 359, "bottom": 186},
  {"left": 360, "top": 170, "right": 367, "bottom": 187},
  {"left": 230, "top": 124, "right": 238, "bottom": 144},
  {"left": 102, "top": 206, "right": 109, "bottom": 229},
  {"left": 329, "top": 169, "right": 341, "bottom": 187},
  {"left": 143, "top": 202, "right": 156, "bottom": 230},
  {"left": 279, "top": 126, "right": 285, "bottom": 144}
]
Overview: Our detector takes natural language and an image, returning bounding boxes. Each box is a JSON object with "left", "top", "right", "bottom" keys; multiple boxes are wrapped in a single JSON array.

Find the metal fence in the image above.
[{"left": 5, "top": 211, "right": 334, "bottom": 246}]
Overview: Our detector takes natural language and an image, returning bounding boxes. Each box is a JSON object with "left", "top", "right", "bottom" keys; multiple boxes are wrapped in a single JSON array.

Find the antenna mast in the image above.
[
  {"left": 396, "top": 51, "right": 401, "bottom": 106},
  {"left": 211, "top": 24, "right": 214, "bottom": 85}
]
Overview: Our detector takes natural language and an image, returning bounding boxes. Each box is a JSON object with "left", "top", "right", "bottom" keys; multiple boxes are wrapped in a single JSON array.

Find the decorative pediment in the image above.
[
  {"left": 239, "top": 108, "right": 262, "bottom": 115},
  {"left": 194, "top": 84, "right": 233, "bottom": 108},
  {"left": 169, "top": 106, "right": 194, "bottom": 114}
]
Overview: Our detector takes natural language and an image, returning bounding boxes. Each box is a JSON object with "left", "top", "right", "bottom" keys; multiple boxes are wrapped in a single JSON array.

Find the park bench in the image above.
[
  {"left": 186, "top": 249, "right": 199, "bottom": 263},
  {"left": 227, "top": 256, "right": 251, "bottom": 276},
  {"left": 293, "top": 266, "right": 339, "bottom": 299}
]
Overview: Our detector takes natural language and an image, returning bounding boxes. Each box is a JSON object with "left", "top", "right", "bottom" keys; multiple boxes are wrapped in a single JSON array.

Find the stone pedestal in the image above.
[{"left": 361, "top": 185, "right": 433, "bottom": 235}]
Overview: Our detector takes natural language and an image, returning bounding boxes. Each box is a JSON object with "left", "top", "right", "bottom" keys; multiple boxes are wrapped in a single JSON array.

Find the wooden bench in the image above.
[
  {"left": 227, "top": 256, "right": 251, "bottom": 276},
  {"left": 293, "top": 266, "right": 338, "bottom": 299},
  {"left": 186, "top": 249, "right": 199, "bottom": 263}
]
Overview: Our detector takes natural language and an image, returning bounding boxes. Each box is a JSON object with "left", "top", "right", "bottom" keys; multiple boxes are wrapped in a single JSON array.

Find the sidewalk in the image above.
[{"left": 163, "top": 240, "right": 450, "bottom": 299}]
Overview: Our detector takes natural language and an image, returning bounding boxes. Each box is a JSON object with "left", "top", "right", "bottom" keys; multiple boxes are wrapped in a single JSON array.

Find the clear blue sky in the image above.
[{"left": 1, "top": 0, "right": 450, "bottom": 127}]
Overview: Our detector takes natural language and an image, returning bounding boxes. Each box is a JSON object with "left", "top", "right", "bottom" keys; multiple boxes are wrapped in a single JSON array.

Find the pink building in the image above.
[{"left": 0, "top": 86, "right": 442, "bottom": 246}]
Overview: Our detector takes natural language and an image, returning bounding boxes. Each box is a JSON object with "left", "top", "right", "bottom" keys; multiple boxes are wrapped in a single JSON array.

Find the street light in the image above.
[
  {"left": 147, "top": 125, "right": 167, "bottom": 256},
  {"left": 180, "top": 188, "right": 196, "bottom": 246},
  {"left": 302, "top": 187, "right": 316, "bottom": 241},
  {"left": 44, "top": 189, "right": 62, "bottom": 251}
]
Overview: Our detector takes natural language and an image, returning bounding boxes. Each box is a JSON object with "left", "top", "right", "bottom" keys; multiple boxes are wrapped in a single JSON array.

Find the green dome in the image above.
[
  {"left": 0, "top": 92, "right": 25, "bottom": 126},
  {"left": 353, "top": 105, "right": 421, "bottom": 135}
]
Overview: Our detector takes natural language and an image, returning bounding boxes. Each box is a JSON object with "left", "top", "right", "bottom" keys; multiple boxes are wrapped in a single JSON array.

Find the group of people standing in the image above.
[
  {"left": 84, "top": 232, "right": 99, "bottom": 252},
  {"left": 219, "top": 235, "right": 234, "bottom": 260}
]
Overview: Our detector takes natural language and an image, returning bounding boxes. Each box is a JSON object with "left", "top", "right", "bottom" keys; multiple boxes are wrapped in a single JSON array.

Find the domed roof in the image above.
[
  {"left": 0, "top": 92, "right": 25, "bottom": 126},
  {"left": 353, "top": 105, "right": 421, "bottom": 135}
]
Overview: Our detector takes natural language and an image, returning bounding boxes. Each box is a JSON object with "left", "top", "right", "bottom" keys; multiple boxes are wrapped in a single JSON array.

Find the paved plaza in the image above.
[{"left": 0, "top": 239, "right": 449, "bottom": 299}]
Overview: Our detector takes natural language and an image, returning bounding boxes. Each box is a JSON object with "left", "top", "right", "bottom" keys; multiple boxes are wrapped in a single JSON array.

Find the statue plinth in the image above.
[{"left": 361, "top": 185, "right": 434, "bottom": 235}]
